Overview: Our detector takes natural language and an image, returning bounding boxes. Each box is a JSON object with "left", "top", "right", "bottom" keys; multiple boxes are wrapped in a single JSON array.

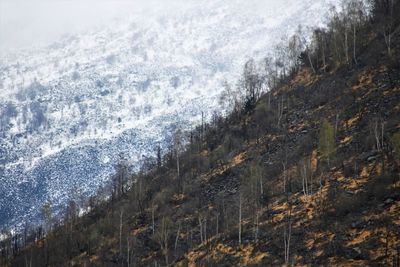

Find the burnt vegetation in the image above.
[{"left": 1, "top": 0, "right": 400, "bottom": 266}]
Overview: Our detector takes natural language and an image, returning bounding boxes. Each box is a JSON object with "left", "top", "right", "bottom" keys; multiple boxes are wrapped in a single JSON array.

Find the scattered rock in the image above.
[
  {"left": 359, "top": 150, "right": 379, "bottom": 162},
  {"left": 351, "top": 221, "right": 362, "bottom": 229},
  {"left": 385, "top": 198, "right": 394, "bottom": 205},
  {"left": 346, "top": 247, "right": 364, "bottom": 260}
]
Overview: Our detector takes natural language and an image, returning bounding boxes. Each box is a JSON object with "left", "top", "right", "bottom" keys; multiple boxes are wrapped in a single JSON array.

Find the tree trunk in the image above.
[
  {"left": 345, "top": 27, "right": 349, "bottom": 64},
  {"left": 174, "top": 223, "right": 181, "bottom": 257},
  {"left": 384, "top": 32, "right": 391, "bottom": 57},
  {"left": 254, "top": 211, "right": 259, "bottom": 241},
  {"left": 204, "top": 219, "right": 207, "bottom": 244},
  {"left": 152, "top": 204, "right": 155, "bottom": 236},
  {"left": 307, "top": 47, "right": 316, "bottom": 73},
  {"left": 277, "top": 96, "right": 284, "bottom": 127},
  {"left": 381, "top": 122, "right": 385, "bottom": 151},
  {"left": 199, "top": 216, "right": 203, "bottom": 244},
  {"left": 238, "top": 195, "right": 242, "bottom": 246},
  {"left": 284, "top": 204, "right": 292, "bottom": 266},
  {"left": 176, "top": 152, "right": 180, "bottom": 191},
  {"left": 374, "top": 120, "right": 381, "bottom": 151},
  {"left": 322, "top": 35, "right": 326, "bottom": 72},
  {"left": 216, "top": 213, "right": 219, "bottom": 236},
  {"left": 282, "top": 162, "right": 287, "bottom": 194},
  {"left": 268, "top": 91, "right": 271, "bottom": 108},
  {"left": 353, "top": 23, "right": 357, "bottom": 65},
  {"left": 127, "top": 237, "right": 130, "bottom": 267},
  {"left": 119, "top": 210, "right": 124, "bottom": 258}
]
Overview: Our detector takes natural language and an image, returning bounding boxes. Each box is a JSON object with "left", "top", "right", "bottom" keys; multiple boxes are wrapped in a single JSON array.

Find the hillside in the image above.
[
  {"left": 0, "top": 0, "right": 342, "bottom": 231},
  {"left": 1, "top": 1, "right": 400, "bottom": 266}
]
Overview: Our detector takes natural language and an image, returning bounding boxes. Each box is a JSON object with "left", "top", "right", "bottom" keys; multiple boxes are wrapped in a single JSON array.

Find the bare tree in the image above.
[
  {"left": 372, "top": 118, "right": 385, "bottom": 151},
  {"left": 219, "top": 80, "right": 243, "bottom": 116},
  {"left": 215, "top": 212, "right": 220, "bottom": 236},
  {"left": 198, "top": 212, "right": 207, "bottom": 245},
  {"left": 376, "top": 0, "right": 395, "bottom": 56},
  {"left": 119, "top": 209, "right": 124, "bottom": 259},
  {"left": 288, "top": 34, "right": 303, "bottom": 71},
  {"left": 283, "top": 203, "right": 292, "bottom": 266},
  {"left": 127, "top": 236, "right": 132, "bottom": 267},
  {"left": 345, "top": 0, "right": 367, "bottom": 64},
  {"left": 243, "top": 58, "right": 262, "bottom": 111},
  {"left": 131, "top": 174, "right": 145, "bottom": 214},
  {"left": 155, "top": 217, "right": 173, "bottom": 265},
  {"left": 174, "top": 222, "right": 181, "bottom": 257},
  {"left": 41, "top": 201, "right": 53, "bottom": 266},
  {"left": 299, "top": 157, "right": 313, "bottom": 198},
  {"left": 263, "top": 56, "right": 279, "bottom": 91},
  {"left": 334, "top": 112, "right": 340, "bottom": 140},
  {"left": 277, "top": 96, "right": 285, "bottom": 127},
  {"left": 156, "top": 144, "right": 162, "bottom": 170},
  {"left": 112, "top": 160, "right": 129, "bottom": 200},
  {"left": 296, "top": 25, "right": 316, "bottom": 73},
  {"left": 151, "top": 202, "right": 156, "bottom": 236},
  {"left": 173, "top": 129, "right": 184, "bottom": 192},
  {"left": 238, "top": 193, "right": 242, "bottom": 247}
]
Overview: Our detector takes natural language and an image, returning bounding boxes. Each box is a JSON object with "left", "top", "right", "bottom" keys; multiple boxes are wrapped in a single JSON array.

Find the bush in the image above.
[{"left": 318, "top": 120, "right": 336, "bottom": 168}]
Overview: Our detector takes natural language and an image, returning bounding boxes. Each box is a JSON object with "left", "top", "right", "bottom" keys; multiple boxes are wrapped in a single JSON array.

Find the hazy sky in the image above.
[
  {"left": 0, "top": 0, "right": 192, "bottom": 51},
  {"left": 0, "top": 0, "right": 334, "bottom": 52}
]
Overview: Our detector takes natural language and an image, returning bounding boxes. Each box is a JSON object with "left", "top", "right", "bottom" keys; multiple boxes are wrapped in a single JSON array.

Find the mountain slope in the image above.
[
  {"left": 3, "top": 1, "right": 400, "bottom": 265},
  {"left": 0, "top": 0, "right": 341, "bottom": 229}
]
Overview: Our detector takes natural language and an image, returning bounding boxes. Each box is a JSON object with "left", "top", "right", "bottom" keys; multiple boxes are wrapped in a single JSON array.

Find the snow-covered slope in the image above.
[{"left": 0, "top": 0, "right": 340, "bottom": 229}]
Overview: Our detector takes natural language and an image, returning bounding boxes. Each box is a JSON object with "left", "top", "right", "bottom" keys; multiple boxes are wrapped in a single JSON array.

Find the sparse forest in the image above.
[{"left": 1, "top": 0, "right": 400, "bottom": 266}]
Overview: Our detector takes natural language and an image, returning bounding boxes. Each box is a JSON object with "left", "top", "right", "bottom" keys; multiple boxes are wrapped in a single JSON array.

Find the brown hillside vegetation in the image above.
[{"left": 2, "top": 0, "right": 400, "bottom": 266}]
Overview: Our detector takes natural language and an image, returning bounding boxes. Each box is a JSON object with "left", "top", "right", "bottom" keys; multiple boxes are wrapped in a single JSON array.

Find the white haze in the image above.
[
  {"left": 0, "top": 0, "right": 192, "bottom": 52},
  {"left": 0, "top": 0, "right": 335, "bottom": 52}
]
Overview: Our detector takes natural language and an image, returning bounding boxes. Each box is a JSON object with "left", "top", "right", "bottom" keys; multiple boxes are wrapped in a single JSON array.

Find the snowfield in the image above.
[{"left": 0, "top": 0, "right": 340, "bottom": 229}]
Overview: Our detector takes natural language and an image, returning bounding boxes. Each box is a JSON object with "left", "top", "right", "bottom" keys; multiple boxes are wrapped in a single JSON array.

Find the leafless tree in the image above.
[
  {"left": 377, "top": 0, "right": 395, "bottom": 56},
  {"left": 299, "top": 157, "right": 313, "bottom": 198},
  {"left": 155, "top": 217, "right": 172, "bottom": 265},
  {"left": 277, "top": 96, "right": 285, "bottom": 127},
  {"left": 174, "top": 222, "right": 181, "bottom": 257},
  {"left": 198, "top": 213, "right": 204, "bottom": 244},
  {"left": 119, "top": 209, "right": 124, "bottom": 259},
  {"left": 283, "top": 203, "right": 292, "bottom": 266},
  {"left": 151, "top": 202, "right": 156, "bottom": 236},
  {"left": 238, "top": 193, "right": 242, "bottom": 247},
  {"left": 173, "top": 129, "right": 185, "bottom": 192},
  {"left": 296, "top": 25, "right": 316, "bottom": 73},
  {"left": 243, "top": 58, "right": 263, "bottom": 110},
  {"left": 372, "top": 118, "right": 385, "bottom": 151}
]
